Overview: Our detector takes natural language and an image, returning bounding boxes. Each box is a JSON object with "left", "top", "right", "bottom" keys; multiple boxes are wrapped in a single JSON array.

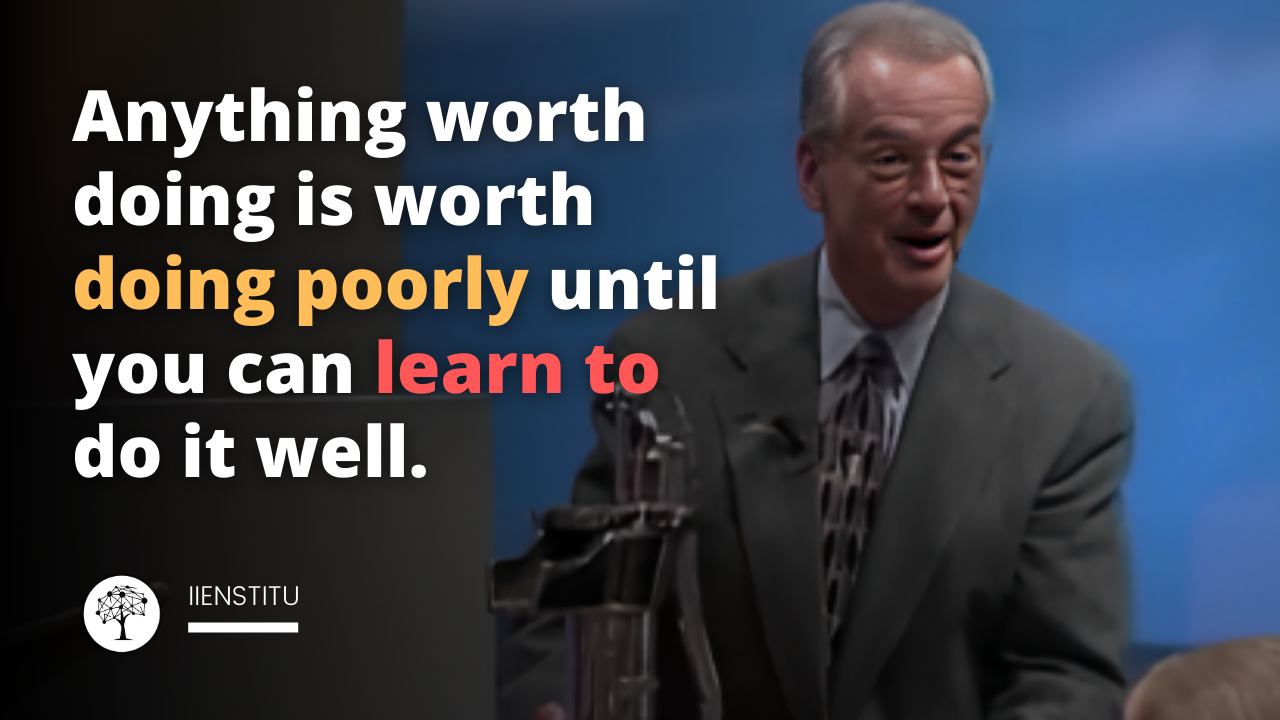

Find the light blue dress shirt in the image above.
[{"left": 817, "top": 245, "right": 950, "bottom": 458}]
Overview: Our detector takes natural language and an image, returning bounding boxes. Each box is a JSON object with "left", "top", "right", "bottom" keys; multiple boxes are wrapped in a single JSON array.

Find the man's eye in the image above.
[
  {"left": 947, "top": 151, "right": 974, "bottom": 163},
  {"left": 872, "top": 154, "right": 904, "bottom": 166}
]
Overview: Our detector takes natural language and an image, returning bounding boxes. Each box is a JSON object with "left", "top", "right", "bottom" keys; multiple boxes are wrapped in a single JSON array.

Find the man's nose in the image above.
[{"left": 907, "top": 160, "right": 949, "bottom": 217}]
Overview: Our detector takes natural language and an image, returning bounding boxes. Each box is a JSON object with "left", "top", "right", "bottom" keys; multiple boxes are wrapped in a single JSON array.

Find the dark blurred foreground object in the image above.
[
  {"left": 1126, "top": 636, "right": 1280, "bottom": 720},
  {"left": 490, "top": 390, "right": 721, "bottom": 720}
]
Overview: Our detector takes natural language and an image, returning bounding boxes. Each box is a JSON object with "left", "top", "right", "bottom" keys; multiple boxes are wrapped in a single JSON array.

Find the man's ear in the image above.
[{"left": 796, "top": 135, "right": 825, "bottom": 212}]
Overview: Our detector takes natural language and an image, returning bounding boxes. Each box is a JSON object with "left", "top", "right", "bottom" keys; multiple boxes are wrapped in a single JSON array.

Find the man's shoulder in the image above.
[{"left": 954, "top": 272, "right": 1129, "bottom": 394}]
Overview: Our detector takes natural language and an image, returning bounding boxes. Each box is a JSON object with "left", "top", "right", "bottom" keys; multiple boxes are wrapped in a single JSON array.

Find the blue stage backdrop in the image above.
[{"left": 400, "top": 0, "right": 1280, "bottom": 648}]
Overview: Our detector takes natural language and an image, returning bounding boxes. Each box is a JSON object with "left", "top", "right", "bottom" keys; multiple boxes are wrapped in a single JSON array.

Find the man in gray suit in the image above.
[{"left": 501, "top": 3, "right": 1133, "bottom": 719}]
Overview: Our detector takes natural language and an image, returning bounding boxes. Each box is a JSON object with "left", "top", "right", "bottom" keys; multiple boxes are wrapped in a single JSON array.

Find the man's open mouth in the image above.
[{"left": 896, "top": 234, "right": 949, "bottom": 249}]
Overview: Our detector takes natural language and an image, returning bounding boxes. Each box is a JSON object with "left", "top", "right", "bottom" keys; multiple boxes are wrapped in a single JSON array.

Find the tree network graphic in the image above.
[{"left": 95, "top": 585, "right": 148, "bottom": 640}]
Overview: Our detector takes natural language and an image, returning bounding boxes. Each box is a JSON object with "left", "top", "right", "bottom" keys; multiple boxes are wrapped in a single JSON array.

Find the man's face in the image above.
[{"left": 797, "top": 48, "right": 987, "bottom": 326}]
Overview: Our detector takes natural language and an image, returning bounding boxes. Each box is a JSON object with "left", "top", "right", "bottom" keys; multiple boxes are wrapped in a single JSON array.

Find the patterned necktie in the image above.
[{"left": 817, "top": 333, "right": 900, "bottom": 642}]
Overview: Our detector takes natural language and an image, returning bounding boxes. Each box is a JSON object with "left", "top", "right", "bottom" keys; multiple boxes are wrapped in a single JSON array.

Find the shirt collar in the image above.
[{"left": 817, "top": 245, "right": 949, "bottom": 392}]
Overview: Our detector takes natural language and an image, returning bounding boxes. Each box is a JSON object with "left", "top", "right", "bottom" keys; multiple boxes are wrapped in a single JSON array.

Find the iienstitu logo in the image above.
[{"left": 83, "top": 576, "right": 160, "bottom": 651}]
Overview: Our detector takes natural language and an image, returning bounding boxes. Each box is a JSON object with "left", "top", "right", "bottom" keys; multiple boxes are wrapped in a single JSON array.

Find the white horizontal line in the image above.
[{"left": 187, "top": 622, "right": 298, "bottom": 633}]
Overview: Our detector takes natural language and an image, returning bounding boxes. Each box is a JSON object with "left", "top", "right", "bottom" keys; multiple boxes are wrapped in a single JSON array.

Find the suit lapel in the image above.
[
  {"left": 714, "top": 253, "right": 828, "bottom": 720},
  {"left": 827, "top": 273, "right": 1014, "bottom": 718}
]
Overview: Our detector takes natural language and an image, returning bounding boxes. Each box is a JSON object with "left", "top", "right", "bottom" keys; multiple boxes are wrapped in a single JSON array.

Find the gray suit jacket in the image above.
[{"left": 499, "top": 250, "right": 1133, "bottom": 720}]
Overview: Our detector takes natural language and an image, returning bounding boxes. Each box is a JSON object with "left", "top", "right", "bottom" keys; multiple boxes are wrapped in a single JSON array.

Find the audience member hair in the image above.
[{"left": 1127, "top": 636, "right": 1280, "bottom": 720}]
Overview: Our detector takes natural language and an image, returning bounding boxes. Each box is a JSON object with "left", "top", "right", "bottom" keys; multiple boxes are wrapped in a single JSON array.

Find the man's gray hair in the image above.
[{"left": 800, "top": 1, "right": 994, "bottom": 140}]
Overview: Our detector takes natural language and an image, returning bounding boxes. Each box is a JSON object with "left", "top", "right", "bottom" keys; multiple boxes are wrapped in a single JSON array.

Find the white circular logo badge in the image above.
[{"left": 83, "top": 576, "right": 160, "bottom": 652}]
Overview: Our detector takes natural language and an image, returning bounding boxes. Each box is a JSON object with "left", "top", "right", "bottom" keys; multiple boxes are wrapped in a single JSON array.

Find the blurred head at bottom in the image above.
[{"left": 1127, "top": 636, "right": 1280, "bottom": 720}]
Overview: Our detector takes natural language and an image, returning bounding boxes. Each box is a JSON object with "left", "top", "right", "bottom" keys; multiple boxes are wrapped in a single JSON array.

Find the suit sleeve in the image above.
[
  {"left": 496, "top": 344, "right": 625, "bottom": 720},
  {"left": 988, "top": 361, "right": 1135, "bottom": 720}
]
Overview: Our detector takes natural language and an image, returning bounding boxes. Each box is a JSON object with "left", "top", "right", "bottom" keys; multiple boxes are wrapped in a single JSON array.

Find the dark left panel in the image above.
[{"left": 6, "top": 2, "right": 494, "bottom": 717}]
